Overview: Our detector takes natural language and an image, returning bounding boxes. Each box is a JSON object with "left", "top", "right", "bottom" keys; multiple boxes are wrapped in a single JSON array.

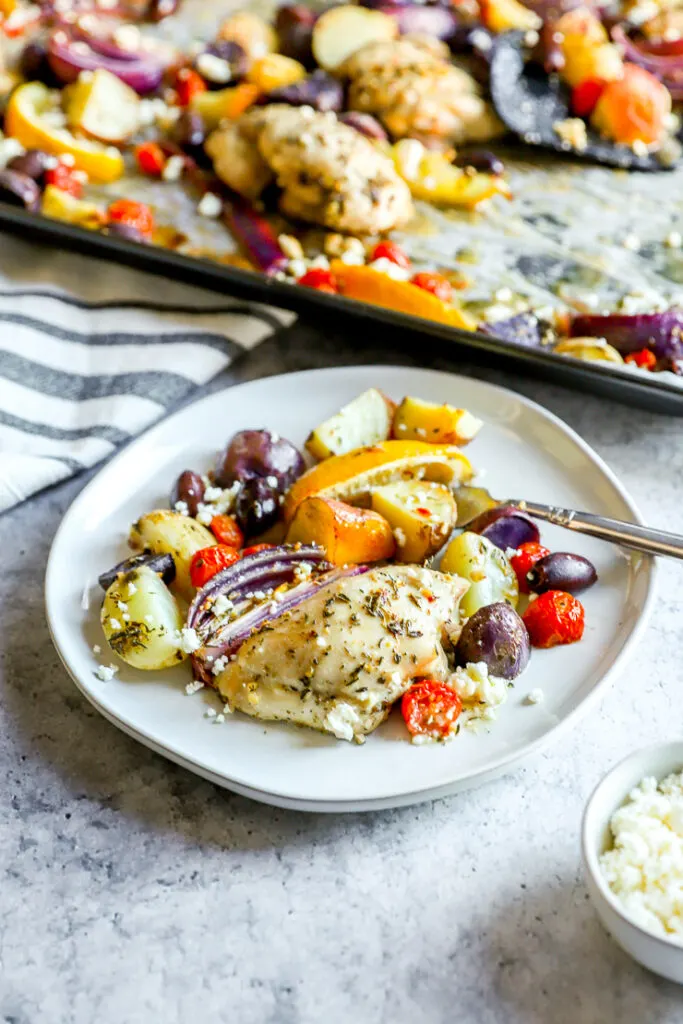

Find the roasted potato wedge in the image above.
[
  {"left": 101, "top": 565, "right": 186, "bottom": 670},
  {"left": 286, "top": 496, "right": 396, "bottom": 565},
  {"left": 65, "top": 69, "right": 140, "bottom": 143},
  {"left": 129, "top": 510, "right": 216, "bottom": 600},
  {"left": 312, "top": 5, "right": 397, "bottom": 72},
  {"left": 306, "top": 388, "right": 395, "bottom": 461},
  {"left": 371, "top": 480, "right": 457, "bottom": 563},
  {"left": 392, "top": 396, "right": 483, "bottom": 446}
]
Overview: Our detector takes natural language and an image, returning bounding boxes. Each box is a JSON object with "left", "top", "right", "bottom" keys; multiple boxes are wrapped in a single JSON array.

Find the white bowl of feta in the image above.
[{"left": 582, "top": 741, "right": 683, "bottom": 983}]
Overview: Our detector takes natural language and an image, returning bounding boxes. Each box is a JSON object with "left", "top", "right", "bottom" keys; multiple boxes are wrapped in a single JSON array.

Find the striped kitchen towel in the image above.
[{"left": 0, "top": 232, "right": 294, "bottom": 514}]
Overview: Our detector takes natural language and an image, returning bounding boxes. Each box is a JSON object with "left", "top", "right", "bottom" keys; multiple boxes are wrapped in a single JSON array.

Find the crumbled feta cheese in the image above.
[
  {"left": 174, "top": 500, "right": 190, "bottom": 516},
  {"left": 553, "top": 118, "right": 588, "bottom": 152},
  {"left": 212, "top": 594, "right": 234, "bottom": 617},
  {"left": 117, "top": 600, "right": 128, "bottom": 612},
  {"left": 122, "top": 613, "right": 130, "bottom": 623},
  {"left": 197, "top": 192, "right": 223, "bottom": 218},
  {"left": 178, "top": 627, "right": 201, "bottom": 654},
  {"left": 310, "top": 254, "right": 331, "bottom": 270},
  {"left": 393, "top": 527, "right": 407, "bottom": 549},
  {"left": 278, "top": 234, "right": 304, "bottom": 260},
  {"left": 293, "top": 562, "right": 313, "bottom": 582},
  {"left": 316, "top": 635, "right": 328, "bottom": 648},
  {"left": 369, "top": 258, "right": 411, "bottom": 281},
  {"left": 448, "top": 662, "right": 508, "bottom": 726},
  {"left": 666, "top": 231, "right": 682, "bottom": 250},
  {"left": 144, "top": 615, "right": 154, "bottom": 624},
  {"left": 113, "top": 23, "right": 140, "bottom": 51},
  {"left": 196, "top": 52, "right": 232, "bottom": 84},
  {"left": 599, "top": 770, "right": 683, "bottom": 941},
  {"left": 95, "top": 664, "right": 119, "bottom": 682},
  {"left": 525, "top": 688, "right": 544, "bottom": 705},
  {"left": 127, "top": 582, "right": 137, "bottom": 597},
  {"left": 325, "top": 702, "right": 363, "bottom": 742},
  {"left": 288, "top": 258, "right": 307, "bottom": 280},
  {"left": 505, "top": 547, "right": 520, "bottom": 560},
  {"left": 212, "top": 655, "right": 229, "bottom": 675},
  {"left": 92, "top": 644, "right": 101, "bottom": 655},
  {"left": 162, "top": 155, "right": 185, "bottom": 182},
  {"left": 108, "top": 618, "right": 122, "bottom": 631},
  {"left": 185, "top": 680, "right": 205, "bottom": 695},
  {"left": 622, "top": 233, "right": 641, "bottom": 252},
  {"left": 223, "top": 703, "right": 233, "bottom": 715},
  {"left": 0, "top": 136, "right": 25, "bottom": 169},
  {"left": 205, "top": 707, "right": 217, "bottom": 719},
  {"left": 214, "top": 713, "right": 226, "bottom": 724}
]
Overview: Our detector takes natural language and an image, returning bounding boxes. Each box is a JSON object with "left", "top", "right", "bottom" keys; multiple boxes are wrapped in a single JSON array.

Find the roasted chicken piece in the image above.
[
  {"left": 205, "top": 104, "right": 414, "bottom": 234},
  {"left": 216, "top": 564, "right": 469, "bottom": 742},
  {"left": 341, "top": 36, "right": 502, "bottom": 149}
]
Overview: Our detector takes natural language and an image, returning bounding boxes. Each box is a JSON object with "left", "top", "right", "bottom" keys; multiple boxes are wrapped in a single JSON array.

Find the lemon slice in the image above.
[
  {"left": 5, "top": 82, "right": 125, "bottom": 183},
  {"left": 284, "top": 440, "right": 474, "bottom": 522}
]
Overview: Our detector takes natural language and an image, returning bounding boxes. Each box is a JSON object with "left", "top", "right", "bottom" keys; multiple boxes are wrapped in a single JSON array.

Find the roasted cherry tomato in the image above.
[
  {"left": 298, "top": 268, "right": 338, "bottom": 293},
  {"left": 522, "top": 590, "right": 585, "bottom": 648},
  {"left": 371, "top": 240, "right": 411, "bottom": 269},
  {"left": 175, "top": 67, "right": 208, "bottom": 106},
  {"left": 241, "top": 543, "right": 275, "bottom": 557},
  {"left": 107, "top": 199, "right": 155, "bottom": 238},
  {"left": 189, "top": 544, "right": 240, "bottom": 589},
  {"left": 571, "top": 78, "right": 606, "bottom": 117},
  {"left": 625, "top": 348, "right": 657, "bottom": 370},
  {"left": 411, "top": 271, "right": 453, "bottom": 302},
  {"left": 510, "top": 541, "right": 550, "bottom": 594},
  {"left": 135, "top": 141, "right": 166, "bottom": 177},
  {"left": 401, "top": 679, "right": 463, "bottom": 739},
  {"left": 210, "top": 514, "right": 244, "bottom": 548},
  {"left": 44, "top": 161, "right": 83, "bottom": 198}
]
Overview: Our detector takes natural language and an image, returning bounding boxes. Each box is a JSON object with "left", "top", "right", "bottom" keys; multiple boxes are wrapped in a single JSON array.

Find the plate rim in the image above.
[{"left": 44, "top": 365, "right": 657, "bottom": 812}]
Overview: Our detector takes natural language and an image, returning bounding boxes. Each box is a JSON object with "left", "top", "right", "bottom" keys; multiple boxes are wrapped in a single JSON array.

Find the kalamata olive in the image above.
[
  {"left": 147, "top": 0, "right": 179, "bottom": 22},
  {"left": 0, "top": 170, "right": 41, "bottom": 212},
  {"left": 467, "top": 505, "right": 540, "bottom": 551},
  {"left": 171, "top": 470, "right": 205, "bottom": 517},
  {"left": 7, "top": 149, "right": 50, "bottom": 183},
  {"left": 455, "top": 602, "right": 530, "bottom": 680},
  {"left": 201, "top": 40, "right": 250, "bottom": 82},
  {"left": 527, "top": 552, "right": 598, "bottom": 595},
  {"left": 454, "top": 149, "right": 505, "bottom": 176},
  {"left": 234, "top": 476, "right": 280, "bottom": 537},
  {"left": 215, "top": 429, "right": 305, "bottom": 491},
  {"left": 173, "top": 110, "right": 206, "bottom": 151},
  {"left": 260, "top": 70, "right": 343, "bottom": 112},
  {"left": 20, "top": 40, "right": 60, "bottom": 85},
  {"left": 105, "top": 222, "right": 150, "bottom": 244},
  {"left": 338, "top": 111, "right": 388, "bottom": 141},
  {"left": 98, "top": 552, "right": 176, "bottom": 591},
  {"left": 275, "top": 4, "right": 317, "bottom": 67}
]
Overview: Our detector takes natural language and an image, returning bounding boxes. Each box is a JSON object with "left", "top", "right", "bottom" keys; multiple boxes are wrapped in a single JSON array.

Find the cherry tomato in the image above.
[
  {"left": 175, "top": 67, "right": 208, "bottom": 106},
  {"left": 241, "top": 543, "right": 275, "bottom": 557},
  {"left": 135, "top": 141, "right": 166, "bottom": 177},
  {"left": 510, "top": 541, "right": 550, "bottom": 594},
  {"left": 571, "top": 78, "right": 606, "bottom": 117},
  {"left": 298, "top": 268, "right": 338, "bottom": 293},
  {"left": 370, "top": 240, "right": 411, "bottom": 270},
  {"left": 522, "top": 590, "right": 585, "bottom": 648},
  {"left": 411, "top": 271, "right": 453, "bottom": 302},
  {"left": 107, "top": 199, "right": 155, "bottom": 238},
  {"left": 401, "top": 679, "right": 463, "bottom": 740},
  {"left": 210, "top": 514, "right": 244, "bottom": 548},
  {"left": 44, "top": 161, "right": 83, "bottom": 198},
  {"left": 625, "top": 348, "right": 657, "bottom": 370},
  {"left": 189, "top": 545, "right": 240, "bottom": 589}
]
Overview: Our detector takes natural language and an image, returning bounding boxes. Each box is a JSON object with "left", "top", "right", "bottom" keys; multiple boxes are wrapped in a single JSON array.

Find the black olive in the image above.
[
  {"left": 7, "top": 149, "right": 50, "bottom": 183},
  {"left": 454, "top": 149, "right": 505, "bottom": 176},
  {"left": 0, "top": 170, "right": 41, "bottom": 212},
  {"left": 234, "top": 477, "right": 280, "bottom": 538},
  {"left": 171, "top": 470, "right": 206, "bottom": 517},
  {"left": 527, "top": 552, "right": 598, "bottom": 595},
  {"left": 98, "top": 553, "right": 176, "bottom": 591}
]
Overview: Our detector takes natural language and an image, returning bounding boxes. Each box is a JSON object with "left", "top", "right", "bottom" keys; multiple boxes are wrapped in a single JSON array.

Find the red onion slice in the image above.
[
  {"left": 612, "top": 26, "right": 683, "bottom": 98},
  {"left": 570, "top": 309, "right": 683, "bottom": 359},
  {"left": 47, "top": 27, "right": 164, "bottom": 93}
]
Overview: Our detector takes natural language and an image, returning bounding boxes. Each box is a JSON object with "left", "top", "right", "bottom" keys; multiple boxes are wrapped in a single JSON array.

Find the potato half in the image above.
[
  {"left": 101, "top": 565, "right": 186, "bottom": 670},
  {"left": 393, "top": 396, "right": 483, "bottom": 446},
  {"left": 371, "top": 479, "right": 457, "bottom": 563},
  {"left": 129, "top": 510, "right": 216, "bottom": 600},
  {"left": 306, "top": 387, "right": 394, "bottom": 461}
]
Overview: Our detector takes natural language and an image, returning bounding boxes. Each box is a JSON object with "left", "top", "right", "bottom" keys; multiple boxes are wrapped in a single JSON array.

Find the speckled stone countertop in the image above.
[{"left": 4, "top": 319, "right": 683, "bottom": 1024}]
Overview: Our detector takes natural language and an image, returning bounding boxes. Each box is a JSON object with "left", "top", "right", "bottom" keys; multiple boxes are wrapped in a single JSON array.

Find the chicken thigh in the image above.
[
  {"left": 216, "top": 564, "right": 469, "bottom": 742},
  {"left": 205, "top": 104, "right": 414, "bottom": 234}
]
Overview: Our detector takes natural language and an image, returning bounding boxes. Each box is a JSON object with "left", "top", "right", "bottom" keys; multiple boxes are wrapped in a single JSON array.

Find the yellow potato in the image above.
[
  {"left": 392, "top": 396, "right": 482, "bottom": 446},
  {"left": 306, "top": 388, "right": 394, "bottom": 461},
  {"left": 65, "top": 69, "right": 140, "bottom": 143},
  {"left": 41, "top": 185, "right": 105, "bottom": 229},
  {"left": 371, "top": 480, "right": 457, "bottom": 563},
  {"left": 101, "top": 565, "right": 186, "bottom": 670},
  {"left": 129, "top": 510, "right": 216, "bottom": 601},
  {"left": 217, "top": 11, "right": 278, "bottom": 58}
]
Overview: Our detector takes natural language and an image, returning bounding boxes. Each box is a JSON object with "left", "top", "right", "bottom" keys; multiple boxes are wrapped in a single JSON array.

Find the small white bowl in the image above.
[{"left": 582, "top": 740, "right": 683, "bottom": 983}]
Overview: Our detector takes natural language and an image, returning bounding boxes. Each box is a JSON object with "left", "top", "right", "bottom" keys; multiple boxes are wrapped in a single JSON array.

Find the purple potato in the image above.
[
  {"left": 338, "top": 111, "right": 388, "bottom": 141},
  {"left": 7, "top": 149, "right": 51, "bottom": 182},
  {"left": 98, "top": 552, "right": 175, "bottom": 591},
  {"left": 20, "top": 40, "right": 61, "bottom": 85},
  {"left": 0, "top": 170, "right": 41, "bottom": 212},
  {"left": 480, "top": 313, "right": 546, "bottom": 349},
  {"left": 215, "top": 429, "right": 305, "bottom": 491},
  {"left": 455, "top": 602, "right": 530, "bottom": 680},
  {"left": 260, "top": 70, "right": 343, "bottom": 112},
  {"left": 275, "top": 4, "right": 318, "bottom": 66},
  {"left": 527, "top": 552, "right": 597, "bottom": 595},
  {"left": 467, "top": 505, "right": 540, "bottom": 551},
  {"left": 171, "top": 470, "right": 206, "bottom": 517},
  {"left": 234, "top": 476, "right": 280, "bottom": 537}
]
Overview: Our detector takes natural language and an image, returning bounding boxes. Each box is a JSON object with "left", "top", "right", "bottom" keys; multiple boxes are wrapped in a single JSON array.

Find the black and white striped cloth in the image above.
[{"left": 0, "top": 232, "right": 294, "bottom": 513}]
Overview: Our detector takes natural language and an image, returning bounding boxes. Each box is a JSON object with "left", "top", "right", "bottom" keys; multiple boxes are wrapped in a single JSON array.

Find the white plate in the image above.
[{"left": 45, "top": 366, "right": 655, "bottom": 812}]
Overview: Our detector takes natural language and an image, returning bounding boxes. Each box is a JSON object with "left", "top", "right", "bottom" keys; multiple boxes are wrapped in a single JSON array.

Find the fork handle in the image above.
[{"left": 509, "top": 500, "right": 683, "bottom": 560}]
